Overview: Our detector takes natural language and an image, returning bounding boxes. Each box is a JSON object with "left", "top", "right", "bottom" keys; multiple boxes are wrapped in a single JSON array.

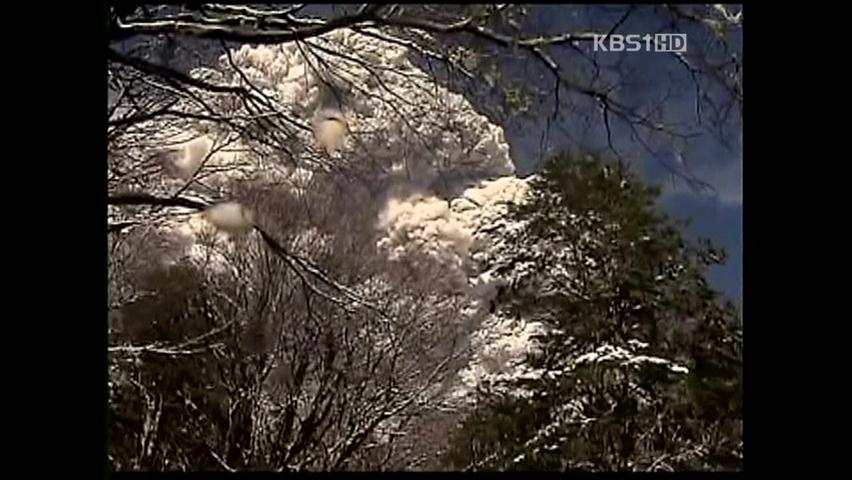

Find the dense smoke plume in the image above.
[{"left": 116, "top": 27, "right": 547, "bottom": 394}]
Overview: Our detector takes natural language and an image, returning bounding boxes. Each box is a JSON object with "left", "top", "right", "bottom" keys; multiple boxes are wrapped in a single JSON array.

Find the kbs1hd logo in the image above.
[{"left": 593, "top": 34, "right": 687, "bottom": 53}]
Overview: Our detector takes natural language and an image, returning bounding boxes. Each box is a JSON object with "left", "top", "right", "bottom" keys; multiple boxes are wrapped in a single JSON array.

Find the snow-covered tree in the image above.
[
  {"left": 443, "top": 153, "right": 742, "bottom": 472},
  {"left": 107, "top": 23, "right": 538, "bottom": 466},
  {"left": 106, "top": 4, "right": 742, "bottom": 472}
]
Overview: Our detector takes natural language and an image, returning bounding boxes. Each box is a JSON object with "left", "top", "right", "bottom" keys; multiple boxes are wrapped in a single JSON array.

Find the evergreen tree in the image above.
[{"left": 444, "top": 153, "right": 742, "bottom": 471}]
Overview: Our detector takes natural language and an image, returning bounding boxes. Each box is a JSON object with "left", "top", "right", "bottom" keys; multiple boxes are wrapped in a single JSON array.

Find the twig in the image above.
[{"left": 209, "top": 448, "right": 237, "bottom": 472}]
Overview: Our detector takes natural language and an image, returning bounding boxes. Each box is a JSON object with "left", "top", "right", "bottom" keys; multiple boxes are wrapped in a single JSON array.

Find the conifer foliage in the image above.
[{"left": 443, "top": 153, "right": 742, "bottom": 472}]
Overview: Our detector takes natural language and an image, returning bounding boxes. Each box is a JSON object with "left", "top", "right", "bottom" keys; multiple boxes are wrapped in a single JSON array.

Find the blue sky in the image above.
[
  {"left": 116, "top": 5, "right": 742, "bottom": 302},
  {"left": 508, "top": 130, "right": 742, "bottom": 303},
  {"left": 247, "top": 4, "right": 744, "bottom": 302},
  {"left": 506, "top": 5, "right": 743, "bottom": 302}
]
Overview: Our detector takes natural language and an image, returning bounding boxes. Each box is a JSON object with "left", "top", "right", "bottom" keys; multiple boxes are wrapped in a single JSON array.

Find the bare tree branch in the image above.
[
  {"left": 113, "top": 6, "right": 382, "bottom": 43},
  {"left": 108, "top": 192, "right": 210, "bottom": 210}
]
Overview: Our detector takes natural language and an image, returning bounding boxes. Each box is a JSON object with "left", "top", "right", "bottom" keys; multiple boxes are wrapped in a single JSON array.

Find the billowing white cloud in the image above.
[{"left": 120, "top": 28, "right": 545, "bottom": 398}]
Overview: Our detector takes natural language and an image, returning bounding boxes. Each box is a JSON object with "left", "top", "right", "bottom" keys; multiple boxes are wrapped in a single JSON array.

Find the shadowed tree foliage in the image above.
[
  {"left": 106, "top": 4, "right": 742, "bottom": 472},
  {"left": 107, "top": 179, "right": 476, "bottom": 472},
  {"left": 442, "top": 152, "right": 742, "bottom": 472}
]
